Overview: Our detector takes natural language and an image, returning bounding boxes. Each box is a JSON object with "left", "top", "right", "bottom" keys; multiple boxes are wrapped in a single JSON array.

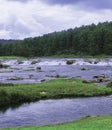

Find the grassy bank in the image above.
[
  {"left": 43, "top": 54, "right": 112, "bottom": 59},
  {"left": 0, "top": 78, "right": 112, "bottom": 107},
  {"left": 0, "top": 55, "right": 112, "bottom": 59},
  {"left": 2, "top": 115, "right": 112, "bottom": 130},
  {"left": 0, "top": 56, "right": 25, "bottom": 60}
]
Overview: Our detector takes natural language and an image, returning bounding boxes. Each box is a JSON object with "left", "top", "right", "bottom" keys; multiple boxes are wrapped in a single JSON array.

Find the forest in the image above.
[{"left": 0, "top": 21, "right": 112, "bottom": 57}]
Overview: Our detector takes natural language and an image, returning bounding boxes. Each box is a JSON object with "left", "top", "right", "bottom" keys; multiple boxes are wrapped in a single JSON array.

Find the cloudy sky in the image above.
[{"left": 0, "top": 0, "right": 112, "bottom": 39}]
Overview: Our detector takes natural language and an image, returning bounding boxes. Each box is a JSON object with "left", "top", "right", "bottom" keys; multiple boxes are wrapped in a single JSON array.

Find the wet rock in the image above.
[
  {"left": 8, "top": 77, "right": 24, "bottom": 80},
  {"left": 92, "top": 74, "right": 110, "bottom": 83},
  {"left": 93, "top": 74, "right": 106, "bottom": 79},
  {"left": 31, "top": 60, "right": 41, "bottom": 64},
  {"left": 0, "top": 64, "right": 10, "bottom": 69},
  {"left": 66, "top": 60, "right": 75, "bottom": 65},
  {"left": 80, "top": 68, "right": 89, "bottom": 71},
  {"left": 29, "top": 74, "right": 33, "bottom": 79},
  {"left": 82, "top": 80, "right": 90, "bottom": 84},
  {"left": 18, "top": 60, "right": 24, "bottom": 64},
  {"left": 37, "top": 67, "right": 41, "bottom": 70},
  {"left": 41, "top": 79, "right": 46, "bottom": 82},
  {"left": 31, "top": 60, "right": 38, "bottom": 64},
  {"left": 84, "top": 59, "right": 92, "bottom": 64}
]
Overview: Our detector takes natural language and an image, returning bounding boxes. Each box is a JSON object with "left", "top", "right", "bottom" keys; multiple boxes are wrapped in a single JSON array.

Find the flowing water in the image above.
[
  {"left": 0, "top": 58, "right": 112, "bottom": 84},
  {"left": 0, "top": 58, "right": 112, "bottom": 128},
  {"left": 0, "top": 96, "right": 112, "bottom": 128}
]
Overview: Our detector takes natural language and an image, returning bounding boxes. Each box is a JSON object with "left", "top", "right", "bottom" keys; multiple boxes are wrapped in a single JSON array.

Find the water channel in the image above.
[
  {"left": 0, "top": 96, "right": 112, "bottom": 128},
  {"left": 0, "top": 58, "right": 112, "bottom": 128}
]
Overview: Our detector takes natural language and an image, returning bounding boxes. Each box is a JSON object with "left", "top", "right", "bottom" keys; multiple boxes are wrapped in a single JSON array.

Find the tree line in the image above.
[{"left": 0, "top": 21, "right": 112, "bottom": 57}]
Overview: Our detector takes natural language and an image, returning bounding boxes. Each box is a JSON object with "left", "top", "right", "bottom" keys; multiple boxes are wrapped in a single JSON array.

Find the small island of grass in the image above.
[{"left": 0, "top": 78, "right": 112, "bottom": 107}]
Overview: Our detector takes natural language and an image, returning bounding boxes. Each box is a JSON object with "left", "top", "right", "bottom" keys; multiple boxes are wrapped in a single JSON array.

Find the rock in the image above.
[
  {"left": 37, "top": 67, "right": 41, "bottom": 70},
  {"left": 92, "top": 74, "right": 110, "bottom": 83},
  {"left": 93, "top": 74, "right": 106, "bottom": 79},
  {"left": 66, "top": 60, "right": 75, "bottom": 65},
  {"left": 82, "top": 80, "right": 90, "bottom": 83},
  {"left": 80, "top": 68, "right": 88, "bottom": 71},
  {"left": 0, "top": 64, "right": 10, "bottom": 68},
  {"left": 41, "top": 79, "right": 46, "bottom": 82},
  {"left": 18, "top": 60, "right": 24, "bottom": 64},
  {"left": 31, "top": 60, "right": 38, "bottom": 64}
]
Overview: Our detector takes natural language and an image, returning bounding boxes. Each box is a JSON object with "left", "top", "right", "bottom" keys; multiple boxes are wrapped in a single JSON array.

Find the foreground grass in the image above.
[
  {"left": 0, "top": 78, "right": 112, "bottom": 107},
  {"left": 2, "top": 115, "right": 112, "bottom": 130}
]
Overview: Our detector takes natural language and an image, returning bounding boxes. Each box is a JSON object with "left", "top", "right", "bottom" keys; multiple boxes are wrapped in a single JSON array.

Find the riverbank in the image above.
[
  {"left": 1, "top": 115, "right": 112, "bottom": 130},
  {"left": 0, "top": 55, "right": 112, "bottom": 59},
  {"left": 0, "top": 78, "right": 112, "bottom": 107}
]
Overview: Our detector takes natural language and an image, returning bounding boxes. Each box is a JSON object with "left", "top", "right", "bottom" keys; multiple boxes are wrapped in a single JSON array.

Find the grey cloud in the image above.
[
  {"left": 7, "top": 0, "right": 30, "bottom": 2},
  {"left": 42, "top": 0, "right": 112, "bottom": 9},
  {"left": 7, "top": 0, "right": 112, "bottom": 9}
]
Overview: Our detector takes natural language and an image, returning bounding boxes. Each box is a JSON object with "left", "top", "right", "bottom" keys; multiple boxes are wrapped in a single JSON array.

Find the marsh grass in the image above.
[{"left": 0, "top": 78, "right": 112, "bottom": 107}]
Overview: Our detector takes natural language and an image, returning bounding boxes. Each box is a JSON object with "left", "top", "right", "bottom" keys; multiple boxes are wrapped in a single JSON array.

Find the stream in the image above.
[
  {"left": 0, "top": 58, "right": 112, "bottom": 84},
  {"left": 0, "top": 58, "right": 112, "bottom": 128},
  {"left": 0, "top": 96, "right": 112, "bottom": 128}
]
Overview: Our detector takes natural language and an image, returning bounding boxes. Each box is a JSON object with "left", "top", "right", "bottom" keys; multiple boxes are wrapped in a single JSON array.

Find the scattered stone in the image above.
[
  {"left": 84, "top": 59, "right": 92, "bottom": 64},
  {"left": 41, "top": 79, "right": 46, "bottom": 82},
  {"left": 31, "top": 60, "right": 38, "bottom": 64},
  {"left": 8, "top": 77, "right": 23, "bottom": 80},
  {"left": 66, "top": 60, "right": 75, "bottom": 65},
  {"left": 82, "top": 80, "right": 90, "bottom": 84},
  {"left": 80, "top": 68, "right": 89, "bottom": 71},
  {"left": 0, "top": 64, "right": 10, "bottom": 69},
  {"left": 29, "top": 74, "right": 33, "bottom": 79},
  {"left": 37, "top": 67, "right": 41, "bottom": 70},
  {"left": 93, "top": 74, "right": 106, "bottom": 79},
  {"left": 92, "top": 74, "right": 111, "bottom": 83},
  {"left": 18, "top": 60, "right": 24, "bottom": 64}
]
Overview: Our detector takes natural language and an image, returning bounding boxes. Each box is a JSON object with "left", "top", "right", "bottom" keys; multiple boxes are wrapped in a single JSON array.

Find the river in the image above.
[
  {"left": 0, "top": 58, "right": 112, "bottom": 84},
  {"left": 0, "top": 58, "right": 112, "bottom": 128},
  {"left": 0, "top": 96, "right": 112, "bottom": 128}
]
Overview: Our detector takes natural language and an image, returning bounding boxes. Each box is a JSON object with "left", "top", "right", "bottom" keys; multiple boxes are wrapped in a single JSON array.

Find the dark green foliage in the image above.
[{"left": 0, "top": 22, "right": 112, "bottom": 57}]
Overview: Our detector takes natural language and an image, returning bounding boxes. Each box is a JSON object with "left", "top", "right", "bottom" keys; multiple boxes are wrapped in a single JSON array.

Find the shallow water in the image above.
[
  {"left": 0, "top": 58, "right": 112, "bottom": 84},
  {"left": 0, "top": 96, "right": 112, "bottom": 128}
]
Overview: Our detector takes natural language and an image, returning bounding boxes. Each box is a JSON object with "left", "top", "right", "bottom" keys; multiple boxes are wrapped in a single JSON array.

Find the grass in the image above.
[
  {"left": 0, "top": 55, "right": 111, "bottom": 60},
  {"left": 1, "top": 115, "right": 112, "bottom": 130},
  {"left": 0, "top": 56, "right": 25, "bottom": 60},
  {"left": 0, "top": 78, "right": 112, "bottom": 107},
  {"left": 42, "top": 54, "right": 112, "bottom": 59}
]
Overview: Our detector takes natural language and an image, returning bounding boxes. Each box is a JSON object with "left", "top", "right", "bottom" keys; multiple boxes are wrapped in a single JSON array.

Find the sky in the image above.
[{"left": 0, "top": 0, "right": 112, "bottom": 39}]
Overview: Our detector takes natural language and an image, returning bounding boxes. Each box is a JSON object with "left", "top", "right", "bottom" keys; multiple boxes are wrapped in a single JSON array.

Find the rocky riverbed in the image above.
[{"left": 0, "top": 58, "right": 112, "bottom": 85}]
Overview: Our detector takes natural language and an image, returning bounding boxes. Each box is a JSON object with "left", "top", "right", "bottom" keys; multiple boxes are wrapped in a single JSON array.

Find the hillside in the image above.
[{"left": 0, "top": 21, "right": 112, "bottom": 57}]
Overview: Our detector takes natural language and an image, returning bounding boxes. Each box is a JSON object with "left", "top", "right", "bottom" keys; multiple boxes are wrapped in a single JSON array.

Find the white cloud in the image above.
[{"left": 0, "top": 0, "right": 112, "bottom": 39}]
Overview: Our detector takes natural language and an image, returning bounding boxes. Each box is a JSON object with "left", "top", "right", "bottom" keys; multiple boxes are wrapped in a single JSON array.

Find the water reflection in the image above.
[{"left": 0, "top": 103, "right": 24, "bottom": 113}]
